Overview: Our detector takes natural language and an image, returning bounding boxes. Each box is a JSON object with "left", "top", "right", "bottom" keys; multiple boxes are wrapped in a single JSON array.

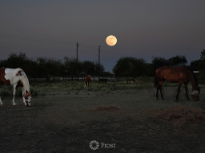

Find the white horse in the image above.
[{"left": 0, "top": 67, "right": 32, "bottom": 106}]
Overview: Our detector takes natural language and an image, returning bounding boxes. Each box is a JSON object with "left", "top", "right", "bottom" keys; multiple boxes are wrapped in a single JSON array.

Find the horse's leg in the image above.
[
  {"left": 175, "top": 83, "right": 182, "bottom": 101},
  {"left": 156, "top": 85, "right": 159, "bottom": 99},
  {"left": 12, "top": 85, "right": 17, "bottom": 105},
  {"left": 159, "top": 86, "right": 164, "bottom": 100},
  {"left": 22, "top": 87, "right": 26, "bottom": 105},
  {"left": 0, "top": 87, "right": 3, "bottom": 106},
  {"left": 158, "top": 81, "right": 164, "bottom": 100},
  {"left": 184, "top": 83, "right": 190, "bottom": 100}
]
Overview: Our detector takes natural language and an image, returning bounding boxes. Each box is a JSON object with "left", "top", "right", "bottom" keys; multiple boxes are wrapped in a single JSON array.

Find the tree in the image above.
[
  {"left": 112, "top": 57, "right": 146, "bottom": 77},
  {"left": 36, "top": 57, "right": 51, "bottom": 81},
  {"left": 0, "top": 52, "right": 38, "bottom": 77},
  {"left": 151, "top": 56, "right": 168, "bottom": 75},
  {"left": 63, "top": 57, "right": 82, "bottom": 80},
  {"left": 144, "top": 63, "right": 153, "bottom": 77},
  {"left": 198, "top": 49, "right": 205, "bottom": 79},
  {"left": 24, "top": 58, "right": 38, "bottom": 78},
  {"left": 200, "top": 49, "right": 205, "bottom": 61},
  {"left": 190, "top": 60, "right": 201, "bottom": 71},
  {"left": 1, "top": 52, "right": 28, "bottom": 68},
  {"left": 168, "top": 55, "right": 187, "bottom": 66},
  {"left": 81, "top": 61, "right": 95, "bottom": 76},
  {"left": 94, "top": 62, "right": 105, "bottom": 77}
]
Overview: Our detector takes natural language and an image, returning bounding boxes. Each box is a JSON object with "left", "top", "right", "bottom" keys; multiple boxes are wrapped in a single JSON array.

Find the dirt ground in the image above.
[{"left": 0, "top": 86, "right": 205, "bottom": 153}]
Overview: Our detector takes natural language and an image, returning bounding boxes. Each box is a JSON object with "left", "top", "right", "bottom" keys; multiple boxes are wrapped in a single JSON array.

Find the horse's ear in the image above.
[
  {"left": 26, "top": 90, "right": 28, "bottom": 94},
  {"left": 16, "top": 71, "right": 22, "bottom": 76}
]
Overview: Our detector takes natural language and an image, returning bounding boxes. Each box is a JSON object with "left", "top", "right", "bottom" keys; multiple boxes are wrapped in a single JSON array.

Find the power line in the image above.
[
  {"left": 78, "top": 43, "right": 97, "bottom": 50},
  {"left": 1, "top": 34, "right": 202, "bottom": 52},
  {"left": 0, "top": 34, "right": 202, "bottom": 61},
  {"left": 0, "top": 34, "right": 76, "bottom": 45},
  {"left": 0, "top": 46, "right": 75, "bottom": 52}
]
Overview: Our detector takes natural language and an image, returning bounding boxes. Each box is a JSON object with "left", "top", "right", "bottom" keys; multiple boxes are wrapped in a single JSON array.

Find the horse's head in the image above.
[
  {"left": 191, "top": 87, "right": 200, "bottom": 101},
  {"left": 24, "top": 90, "right": 33, "bottom": 106}
]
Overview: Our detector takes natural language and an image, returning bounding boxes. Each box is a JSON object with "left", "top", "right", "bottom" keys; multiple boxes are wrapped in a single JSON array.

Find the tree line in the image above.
[
  {"left": 113, "top": 49, "right": 205, "bottom": 79},
  {"left": 0, "top": 53, "right": 110, "bottom": 81},
  {"left": 0, "top": 49, "right": 204, "bottom": 80}
]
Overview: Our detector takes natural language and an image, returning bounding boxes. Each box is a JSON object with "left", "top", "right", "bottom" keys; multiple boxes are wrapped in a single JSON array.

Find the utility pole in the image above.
[
  {"left": 76, "top": 42, "right": 79, "bottom": 61},
  {"left": 98, "top": 46, "right": 101, "bottom": 64},
  {"left": 98, "top": 46, "right": 101, "bottom": 80}
]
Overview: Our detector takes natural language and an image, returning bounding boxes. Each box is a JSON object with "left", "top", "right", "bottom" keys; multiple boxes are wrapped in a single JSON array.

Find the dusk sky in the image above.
[{"left": 0, "top": 0, "right": 205, "bottom": 72}]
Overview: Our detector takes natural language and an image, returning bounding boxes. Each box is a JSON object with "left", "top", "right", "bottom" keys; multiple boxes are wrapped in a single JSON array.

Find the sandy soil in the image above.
[{"left": 0, "top": 87, "right": 205, "bottom": 153}]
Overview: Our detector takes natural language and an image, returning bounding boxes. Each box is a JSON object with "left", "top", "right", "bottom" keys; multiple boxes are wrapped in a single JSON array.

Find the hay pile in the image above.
[
  {"left": 154, "top": 106, "right": 205, "bottom": 126},
  {"left": 90, "top": 105, "right": 120, "bottom": 111}
]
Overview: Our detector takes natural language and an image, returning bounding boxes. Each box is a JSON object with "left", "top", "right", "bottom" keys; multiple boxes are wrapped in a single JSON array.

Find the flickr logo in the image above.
[{"left": 89, "top": 140, "right": 116, "bottom": 150}]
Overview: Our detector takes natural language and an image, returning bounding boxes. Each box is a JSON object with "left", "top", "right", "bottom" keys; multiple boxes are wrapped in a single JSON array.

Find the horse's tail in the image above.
[{"left": 154, "top": 73, "right": 158, "bottom": 88}]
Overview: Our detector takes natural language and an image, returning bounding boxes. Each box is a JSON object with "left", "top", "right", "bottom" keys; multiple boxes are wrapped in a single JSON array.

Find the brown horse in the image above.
[
  {"left": 154, "top": 66, "right": 200, "bottom": 101},
  {"left": 84, "top": 75, "right": 91, "bottom": 87}
]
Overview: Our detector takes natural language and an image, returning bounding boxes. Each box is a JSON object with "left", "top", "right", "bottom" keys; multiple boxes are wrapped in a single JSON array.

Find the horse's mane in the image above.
[
  {"left": 183, "top": 66, "right": 199, "bottom": 89},
  {"left": 19, "top": 71, "right": 30, "bottom": 92}
]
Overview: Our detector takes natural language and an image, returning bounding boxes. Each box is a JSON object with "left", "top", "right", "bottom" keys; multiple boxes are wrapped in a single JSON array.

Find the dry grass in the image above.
[
  {"left": 90, "top": 105, "right": 121, "bottom": 111},
  {"left": 153, "top": 106, "right": 205, "bottom": 126}
]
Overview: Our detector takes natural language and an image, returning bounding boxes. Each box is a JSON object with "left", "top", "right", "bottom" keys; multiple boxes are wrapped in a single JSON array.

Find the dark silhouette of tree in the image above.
[
  {"left": 36, "top": 57, "right": 51, "bottom": 81},
  {"left": 198, "top": 49, "right": 205, "bottom": 78},
  {"left": 144, "top": 63, "right": 153, "bottom": 77},
  {"left": 94, "top": 62, "right": 105, "bottom": 77},
  {"left": 168, "top": 55, "right": 187, "bottom": 66},
  {"left": 151, "top": 56, "right": 169, "bottom": 75},
  {"left": 190, "top": 60, "right": 201, "bottom": 71},
  {"left": 200, "top": 49, "right": 205, "bottom": 61},
  {"left": 63, "top": 57, "right": 82, "bottom": 80},
  {"left": 81, "top": 61, "right": 95, "bottom": 76},
  {"left": 112, "top": 57, "right": 146, "bottom": 77},
  {"left": 0, "top": 52, "right": 38, "bottom": 77}
]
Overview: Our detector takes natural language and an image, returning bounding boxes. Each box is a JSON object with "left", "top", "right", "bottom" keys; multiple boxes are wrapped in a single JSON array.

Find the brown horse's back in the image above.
[
  {"left": 156, "top": 66, "right": 192, "bottom": 83},
  {"left": 85, "top": 75, "right": 91, "bottom": 82}
]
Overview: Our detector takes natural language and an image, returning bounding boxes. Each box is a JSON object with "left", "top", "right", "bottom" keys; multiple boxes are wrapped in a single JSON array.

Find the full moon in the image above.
[{"left": 106, "top": 35, "right": 117, "bottom": 46}]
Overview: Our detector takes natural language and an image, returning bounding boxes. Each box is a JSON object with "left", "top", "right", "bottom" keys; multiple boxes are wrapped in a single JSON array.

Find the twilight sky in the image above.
[{"left": 0, "top": 0, "right": 205, "bottom": 72}]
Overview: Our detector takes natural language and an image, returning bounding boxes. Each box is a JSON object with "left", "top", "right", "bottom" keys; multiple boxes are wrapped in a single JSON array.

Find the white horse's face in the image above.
[
  {"left": 25, "top": 96, "right": 32, "bottom": 106},
  {"left": 191, "top": 88, "right": 200, "bottom": 101},
  {"left": 24, "top": 90, "right": 32, "bottom": 106}
]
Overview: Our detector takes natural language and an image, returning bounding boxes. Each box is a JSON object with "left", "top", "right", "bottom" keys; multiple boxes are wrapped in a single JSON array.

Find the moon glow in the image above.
[{"left": 106, "top": 35, "right": 117, "bottom": 46}]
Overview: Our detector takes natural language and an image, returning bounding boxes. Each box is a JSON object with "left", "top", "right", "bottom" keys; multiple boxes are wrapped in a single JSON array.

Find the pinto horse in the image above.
[
  {"left": 0, "top": 68, "right": 32, "bottom": 106},
  {"left": 154, "top": 66, "right": 200, "bottom": 101},
  {"left": 84, "top": 75, "right": 91, "bottom": 87}
]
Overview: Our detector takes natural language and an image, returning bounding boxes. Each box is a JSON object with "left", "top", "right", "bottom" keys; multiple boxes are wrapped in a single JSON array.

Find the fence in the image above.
[{"left": 29, "top": 76, "right": 154, "bottom": 84}]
